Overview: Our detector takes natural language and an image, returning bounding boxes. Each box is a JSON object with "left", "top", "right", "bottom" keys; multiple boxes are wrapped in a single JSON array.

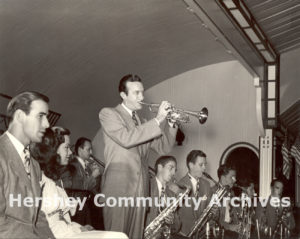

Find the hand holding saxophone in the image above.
[{"left": 164, "top": 212, "right": 175, "bottom": 225}]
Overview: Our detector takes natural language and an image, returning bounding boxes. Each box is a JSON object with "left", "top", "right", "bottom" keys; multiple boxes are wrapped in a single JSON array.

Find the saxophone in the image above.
[
  {"left": 272, "top": 205, "right": 291, "bottom": 239},
  {"left": 237, "top": 198, "right": 252, "bottom": 239},
  {"left": 144, "top": 187, "right": 191, "bottom": 239},
  {"left": 187, "top": 174, "right": 229, "bottom": 238}
]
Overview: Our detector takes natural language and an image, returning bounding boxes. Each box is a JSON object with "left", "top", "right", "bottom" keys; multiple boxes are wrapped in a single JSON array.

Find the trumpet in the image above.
[{"left": 140, "top": 101, "right": 208, "bottom": 124}]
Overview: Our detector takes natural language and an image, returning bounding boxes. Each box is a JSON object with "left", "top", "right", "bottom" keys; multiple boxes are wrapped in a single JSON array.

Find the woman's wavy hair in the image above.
[{"left": 30, "top": 127, "right": 74, "bottom": 181}]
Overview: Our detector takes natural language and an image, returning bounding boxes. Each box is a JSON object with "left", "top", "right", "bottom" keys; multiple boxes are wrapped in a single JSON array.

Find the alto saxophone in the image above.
[
  {"left": 187, "top": 176, "right": 229, "bottom": 238},
  {"left": 237, "top": 199, "right": 252, "bottom": 239},
  {"left": 144, "top": 187, "right": 190, "bottom": 239},
  {"left": 272, "top": 205, "right": 291, "bottom": 239}
]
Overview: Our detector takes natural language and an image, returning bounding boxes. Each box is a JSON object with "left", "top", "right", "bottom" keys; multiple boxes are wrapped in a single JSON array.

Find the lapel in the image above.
[
  {"left": 150, "top": 178, "right": 160, "bottom": 216},
  {"left": 180, "top": 173, "right": 193, "bottom": 190},
  {"left": 75, "top": 157, "right": 86, "bottom": 178},
  {"left": 151, "top": 178, "right": 159, "bottom": 199},
  {"left": 4, "top": 134, "right": 33, "bottom": 189},
  {"left": 3, "top": 134, "right": 38, "bottom": 221},
  {"left": 115, "top": 104, "right": 136, "bottom": 128},
  {"left": 115, "top": 104, "right": 146, "bottom": 157}
]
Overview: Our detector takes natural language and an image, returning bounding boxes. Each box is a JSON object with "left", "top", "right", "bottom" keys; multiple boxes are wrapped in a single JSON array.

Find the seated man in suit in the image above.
[
  {"left": 0, "top": 91, "right": 54, "bottom": 238},
  {"left": 72, "top": 137, "right": 101, "bottom": 193},
  {"left": 68, "top": 137, "right": 101, "bottom": 227},
  {"left": 255, "top": 178, "right": 295, "bottom": 238},
  {"left": 211, "top": 164, "right": 239, "bottom": 239},
  {"left": 176, "top": 150, "right": 212, "bottom": 237},
  {"left": 146, "top": 155, "right": 181, "bottom": 239}
]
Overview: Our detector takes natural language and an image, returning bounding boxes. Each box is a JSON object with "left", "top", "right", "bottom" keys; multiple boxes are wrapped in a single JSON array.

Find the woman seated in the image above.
[{"left": 30, "top": 127, "right": 128, "bottom": 239}]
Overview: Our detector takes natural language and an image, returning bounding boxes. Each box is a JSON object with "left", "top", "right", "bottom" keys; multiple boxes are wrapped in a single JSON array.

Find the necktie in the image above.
[
  {"left": 23, "top": 146, "right": 31, "bottom": 179},
  {"left": 195, "top": 178, "right": 201, "bottom": 198},
  {"left": 132, "top": 111, "right": 139, "bottom": 126},
  {"left": 84, "top": 161, "right": 89, "bottom": 176},
  {"left": 159, "top": 186, "right": 166, "bottom": 212}
]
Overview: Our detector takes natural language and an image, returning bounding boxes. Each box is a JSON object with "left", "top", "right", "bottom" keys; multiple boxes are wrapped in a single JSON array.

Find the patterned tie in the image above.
[
  {"left": 132, "top": 111, "right": 139, "bottom": 126},
  {"left": 195, "top": 178, "right": 201, "bottom": 198},
  {"left": 23, "top": 146, "right": 31, "bottom": 179},
  {"left": 84, "top": 161, "right": 89, "bottom": 176},
  {"left": 159, "top": 186, "right": 166, "bottom": 212}
]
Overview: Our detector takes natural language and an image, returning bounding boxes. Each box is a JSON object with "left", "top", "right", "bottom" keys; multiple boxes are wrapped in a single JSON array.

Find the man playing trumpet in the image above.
[{"left": 98, "top": 74, "right": 178, "bottom": 239}]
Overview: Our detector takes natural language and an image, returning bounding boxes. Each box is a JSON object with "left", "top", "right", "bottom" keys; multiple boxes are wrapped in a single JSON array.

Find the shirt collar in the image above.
[
  {"left": 155, "top": 177, "right": 165, "bottom": 196},
  {"left": 121, "top": 103, "right": 133, "bottom": 117},
  {"left": 188, "top": 173, "right": 198, "bottom": 193},
  {"left": 188, "top": 173, "right": 198, "bottom": 183},
  {"left": 76, "top": 156, "right": 86, "bottom": 169},
  {"left": 6, "top": 131, "right": 26, "bottom": 163}
]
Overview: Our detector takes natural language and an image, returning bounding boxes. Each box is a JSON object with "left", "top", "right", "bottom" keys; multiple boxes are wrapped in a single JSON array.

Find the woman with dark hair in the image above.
[{"left": 30, "top": 127, "right": 128, "bottom": 239}]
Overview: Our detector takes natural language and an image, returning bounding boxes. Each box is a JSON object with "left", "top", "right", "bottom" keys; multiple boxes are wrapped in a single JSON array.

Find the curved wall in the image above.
[
  {"left": 93, "top": 60, "right": 260, "bottom": 181},
  {"left": 143, "top": 60, "right": 260, "bottom": 180}
]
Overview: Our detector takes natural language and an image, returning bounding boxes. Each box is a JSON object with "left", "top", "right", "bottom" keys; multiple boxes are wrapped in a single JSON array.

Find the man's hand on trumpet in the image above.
[
  {"left": 155, "top": 101, "right": 172, "bottom": 124},
  {"left": 167, "top": 112, "right": 180, "bottom": 128}
]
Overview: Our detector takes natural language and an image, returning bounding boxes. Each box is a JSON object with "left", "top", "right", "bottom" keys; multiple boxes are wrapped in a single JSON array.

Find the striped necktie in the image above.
[
  {"left": 159, "top": 186, "right": 166, "bottom": 212},
  {"left": 195, "top": 178, "right": 201, "bottom": 198},
  {"left": 132, "top": 111, "right": 139, "bottom": 126},
  {"left": 23, "top": 146, "right": 31, "bottom": 179}
]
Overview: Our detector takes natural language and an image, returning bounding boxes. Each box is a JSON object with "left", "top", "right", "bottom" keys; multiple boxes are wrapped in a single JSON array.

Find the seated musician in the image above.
[
  {"left": 230, "top": 178, "right": 256, "bottom": 239},
  {"left": 176, "top": 150, "right": 212, "bottom": 238},
  {"left": 211, "top": 164, "right": 239, "bottom": 238},
  {"left": 146, "top": 155, "right": 182, "bottom": 239},
  {"left": 255, "top": 178, "right": 295, "bottom": 238}
]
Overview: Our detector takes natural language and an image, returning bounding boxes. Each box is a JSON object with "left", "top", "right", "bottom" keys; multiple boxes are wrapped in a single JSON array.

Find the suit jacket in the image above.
[
  {"left": 0, "top": 134, "right": 53, "bottom": 238},
  {"left": 177, "top": 174, "right": 211, "bottom": 235},
  {"left": 69, "top": 156, "right": 97, "bottom": 193},
  {"left": 99, "top": 104, "right": 177, "bottom": 198},
  {"left": 146, "top": 178, "right": 181, "bottom": 236},
  {"left": 255, "top": 197, "right": 295, "bottom": 231}
]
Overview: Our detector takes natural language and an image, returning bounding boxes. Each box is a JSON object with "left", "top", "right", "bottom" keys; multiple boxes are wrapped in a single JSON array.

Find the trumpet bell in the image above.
[{"left": 198, "top": 107, "right": 208, "bottom": 124}]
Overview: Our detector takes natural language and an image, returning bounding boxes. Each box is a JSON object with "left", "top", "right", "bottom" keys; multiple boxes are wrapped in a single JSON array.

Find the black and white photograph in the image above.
[{"left": 0, "top": 0, "right": 300, "bottom": 238}]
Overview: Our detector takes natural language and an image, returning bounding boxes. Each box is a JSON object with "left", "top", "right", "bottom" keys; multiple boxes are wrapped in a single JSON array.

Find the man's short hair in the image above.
[
  {"left": 271, "top": 178, "right": 284, "bottom": 188},
  {"left": 186, "top": 150, "right": 206, "bottom": 169},
  {"left": 118, "top": 74, "right": 142, "bottom": 95},
  {"left": 155, "top": 155, "right": 177, "bottom": 174},
  {"left": 217, "top": 164, "right": 235, "bottom": 179},
  {"left": 237, "top": 177, "right": 254, "bottom": 188},
  {"left": 75, "top": 137, "right": 91, "bottom": 155},
  {"left": 7, "top": 91, "right": 49, "bottom": 118}
]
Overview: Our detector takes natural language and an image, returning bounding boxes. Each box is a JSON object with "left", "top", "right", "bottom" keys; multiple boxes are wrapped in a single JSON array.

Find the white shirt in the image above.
[
  {"left": 155, "top": 177, "right": 166, "bottom": 199},
  {"left": 188, "top": 173, "right": 198, "bottom": 195},
  {"left": 6, "top": 131, "right": 27, "bottom": 165},
  {"left": 121, "top": 103, "right": 133, "bottom": 117},
  {"left": 121, "top": 102, "right": 160, "bottom": 126},
  {"left": 76, "top": 156, "right": 86, "bottom": 170}
]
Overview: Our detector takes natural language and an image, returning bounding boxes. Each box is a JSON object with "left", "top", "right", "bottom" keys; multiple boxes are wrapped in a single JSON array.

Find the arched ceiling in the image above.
[
  {"left": 1, "top": 0, "right": 299, "bottom": 139},
  {"left": 0, "top": 0, "right": 235, "bottom": 138}
]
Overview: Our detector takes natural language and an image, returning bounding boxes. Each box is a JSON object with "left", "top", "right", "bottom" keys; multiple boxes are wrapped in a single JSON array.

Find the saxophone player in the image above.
[
  {"left": 176, "top": 150, "right": 212, "bottom": 237},
  {"left": 230, "top": 178, "right": 256, "bottom": 239},
  {"left": 255, "top": 178, "right": 295, "bottom": 238},
  {"left": 211, "top": 164, "right": 239, "bottom": 239},
  {"left": 145, "top": 155, "right": 182, "bottom": 239}
]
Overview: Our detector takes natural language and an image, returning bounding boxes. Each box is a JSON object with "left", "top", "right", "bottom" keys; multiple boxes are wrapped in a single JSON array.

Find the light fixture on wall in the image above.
[{"left": 216, "top": 0, "right": 278, "bottom": 64}]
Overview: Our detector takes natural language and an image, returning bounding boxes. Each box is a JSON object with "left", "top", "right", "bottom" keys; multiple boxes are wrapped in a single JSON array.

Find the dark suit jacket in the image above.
[
  {"left": 178, "top": 174, "right": 211, "bottom": 235},
  {"left": 146, "top": 178, "right": 181, "bottom": 236},
  {"left": 0, "top": 134, "right": 53, "bottom": 238},
  {"left": 69, "top": 156, "right": 97, "bottom": 192},
  {"left": 255, "top": 197, "right": 295, "bottom": 231}
]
